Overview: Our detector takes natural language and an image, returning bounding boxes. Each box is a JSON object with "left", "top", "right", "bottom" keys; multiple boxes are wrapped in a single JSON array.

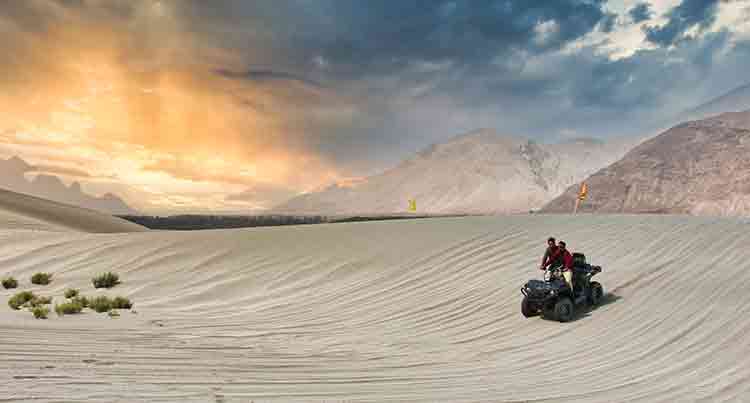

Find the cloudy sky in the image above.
[{"left": 0, "top": 0, "right": 749, "bottom": 213}]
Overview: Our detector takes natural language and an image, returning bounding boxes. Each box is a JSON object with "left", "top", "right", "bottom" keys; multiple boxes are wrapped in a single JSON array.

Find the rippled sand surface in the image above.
[
  {"left": 1, "top": 213, "right": 749, "bottom": 402},
  {"left": 0, "top": 188, "right": 145, "bottom": 233}
]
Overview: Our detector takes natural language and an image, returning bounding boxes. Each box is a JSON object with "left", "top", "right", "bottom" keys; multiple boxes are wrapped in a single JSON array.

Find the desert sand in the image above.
[
  {"left": 0, "top": 188, "right": 146, "bottom": 233},
  {"left": 1, "top": 193, "right": 749, "bottom": 402}
]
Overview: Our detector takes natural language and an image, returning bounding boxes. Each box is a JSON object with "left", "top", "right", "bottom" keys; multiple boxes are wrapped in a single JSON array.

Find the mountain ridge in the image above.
[
  {"left": 274, "top": 129, "right": 636, "bottom": 215},
  {"left": 0, "top": 156, "right": 138, "bottom": 215},
  {"left": 541, "top": 110, "right": 750, "bottom": 216}
]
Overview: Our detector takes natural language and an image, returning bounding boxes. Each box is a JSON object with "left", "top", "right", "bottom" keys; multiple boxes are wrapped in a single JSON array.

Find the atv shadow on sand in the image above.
[
  {"left": 567, "top": 292, "right": 621, "bottom": 321},
  {"left": 521, "top": 253, "right": 607, "bottom": 323}
]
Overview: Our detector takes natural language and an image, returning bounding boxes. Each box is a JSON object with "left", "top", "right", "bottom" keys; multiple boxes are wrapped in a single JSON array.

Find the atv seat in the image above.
[{"left": 572, "top": 252, "right": 587, "bottom": 268}]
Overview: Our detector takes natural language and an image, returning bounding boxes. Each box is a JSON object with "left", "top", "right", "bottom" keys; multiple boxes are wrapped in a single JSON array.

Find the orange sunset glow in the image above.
[
  {"left": 4, "top": 0, "right": 750, "bottom": 215},
  {"left": 0, "top": 1, "right": 350, "bottom": 213}
]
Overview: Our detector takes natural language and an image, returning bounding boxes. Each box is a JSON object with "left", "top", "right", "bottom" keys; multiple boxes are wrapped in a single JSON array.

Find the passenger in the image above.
[
  {"left": 557, "top": 241, "right": 574, "bottom": 292},
  {"left": 540, "top": 237, "right": 561, "bottom": 270}
]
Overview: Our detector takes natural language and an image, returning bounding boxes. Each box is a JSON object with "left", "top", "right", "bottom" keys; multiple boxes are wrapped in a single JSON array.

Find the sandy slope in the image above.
[
  {"left": 1, "top": 214, "right": 749, "bottom": 402},
  {"left": 0, "top": 188, "right": 146, "bottom": 233}
]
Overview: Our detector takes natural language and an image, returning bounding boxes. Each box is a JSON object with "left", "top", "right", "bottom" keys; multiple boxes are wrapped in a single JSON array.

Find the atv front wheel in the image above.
[
  {"left": 554, "top": 297, "right": 574, "bottom": 322},
  {"left": 588, "top": 282, "right": 603, "bottom": 306},
  {"left": 521, "top": 296, "right": 538, "bottom": 317}
]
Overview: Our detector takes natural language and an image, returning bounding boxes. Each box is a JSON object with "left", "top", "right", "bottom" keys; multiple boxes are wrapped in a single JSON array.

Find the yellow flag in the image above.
[
  {"left": 578, "top": 182, "right": 588, "bottom": 201},
  {"left": 408, "top": 199, "right": 417, "bottom": 212}
]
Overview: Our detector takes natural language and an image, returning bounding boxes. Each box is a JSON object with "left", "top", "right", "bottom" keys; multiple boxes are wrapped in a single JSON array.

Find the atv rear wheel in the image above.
[
  {"left": 521, "top": 296, "right": 538, "bottom": 317},
  {"left": 554, "top": 297, "right": 574, "bottom": 322},
  {"left": 588, "top": 282, "right": 603, "bottom": 306}
]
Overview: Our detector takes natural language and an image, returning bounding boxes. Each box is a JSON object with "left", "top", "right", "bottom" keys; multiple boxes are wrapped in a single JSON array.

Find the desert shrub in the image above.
[
  {"left": 64, "top": 288, "right": 79, "bottom": 299},
  {"left": 54, "top": 301, "right": 84, "bottom": 316},
  {"left": 92, "top": 272, "right": 120, "bottom": 289},
  {"left": 31, "top": 272, "right": 52, "bottom": 285},
  {"left": 28, "top": 296, "right": 52, "bottom": 307},
  {"left": 71, "top": 295, "right": 89, "bottom": 308},
  {"left": 89, "top": 296, "right": 113, "bottom": 313},
  {"left": 8, "top": 291, "right": 35, "bottom": 310},
  {"left": 32, "top": 306, "right": 49, "bottom": 319},
  {"left": 2, "top": 277, "right": 18, "bottom": 289},
  {"left": 111, "top": 296, "right": 132, "bottom": 310}
]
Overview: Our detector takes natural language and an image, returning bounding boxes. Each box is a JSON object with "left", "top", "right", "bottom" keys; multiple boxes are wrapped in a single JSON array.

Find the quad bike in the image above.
[{"left": 520, "top": 253, "right": 603, "bottom": 322}]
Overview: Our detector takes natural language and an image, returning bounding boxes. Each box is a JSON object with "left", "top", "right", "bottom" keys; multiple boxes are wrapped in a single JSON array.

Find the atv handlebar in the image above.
[
  {"left": 543, "top": 266, "right": 562, "bottom": 282},
  {"left": 542, "top": 265, "right": 601, "bottom": 281}
]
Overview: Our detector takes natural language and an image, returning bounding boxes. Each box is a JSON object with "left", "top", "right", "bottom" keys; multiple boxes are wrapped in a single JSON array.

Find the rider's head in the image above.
[
  {"left": 547, "top": 237, "right": 556, "bottom": 246},
  {"left": 558, "top": 241, "right": 566, "bottom": 250}
]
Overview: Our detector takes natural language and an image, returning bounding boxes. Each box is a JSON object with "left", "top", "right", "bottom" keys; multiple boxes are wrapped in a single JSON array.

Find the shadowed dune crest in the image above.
[{"left": 0, "top": 188, "right": 146, "bottom": 233}]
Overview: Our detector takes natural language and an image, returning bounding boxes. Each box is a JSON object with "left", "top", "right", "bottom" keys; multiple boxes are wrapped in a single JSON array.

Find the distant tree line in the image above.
[
  {"left": 116, "top": 214, "right": 452, "bottom": 230},
  {"left": 117, "top": 215, "right": 328, "bottom": 230}
]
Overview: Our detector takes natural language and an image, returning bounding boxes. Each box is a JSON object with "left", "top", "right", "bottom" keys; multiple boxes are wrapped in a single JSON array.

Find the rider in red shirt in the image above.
[
  {"left": 558, "top": 241, "right": 574, "bottom": 291},
  {"left": 540, "top": 237, "right": 561, "bottom": 270}
]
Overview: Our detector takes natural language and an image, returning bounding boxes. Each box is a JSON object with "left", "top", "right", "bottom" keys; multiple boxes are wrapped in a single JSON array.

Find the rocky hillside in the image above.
[
  {"left": 274, "top": 129, "right": 635, "bottom": 215},
  {"left": 542, "top": 111, "right": 750, "bottom": 216}
]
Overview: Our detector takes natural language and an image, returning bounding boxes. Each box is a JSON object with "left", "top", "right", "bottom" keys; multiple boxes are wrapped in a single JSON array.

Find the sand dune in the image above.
[
  {"left": 0, "top": 188, "right": 146, "bottom": 233},
  {"left": 1, "top": 212, "right": 750, "bottom": 401}
]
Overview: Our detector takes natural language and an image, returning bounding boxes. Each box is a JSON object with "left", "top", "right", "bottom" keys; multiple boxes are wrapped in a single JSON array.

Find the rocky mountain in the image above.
[
  {"left": 0, "top": 156, "right": 138, "bottom": 215},
  {"left": 273, "top": 129, "right": 636, "bottom": 215},
  {"left": 542, "top": 111, "right": 750, "bottom": 216}
]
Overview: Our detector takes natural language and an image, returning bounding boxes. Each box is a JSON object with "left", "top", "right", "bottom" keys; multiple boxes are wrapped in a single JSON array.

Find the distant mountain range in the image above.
[
  {"left": 273, "top": 129, "right": 636, "bottom": 215},
  {"left": 542, "top": 110, "right": 750, "bottom": 216},
  {"left": 276, "top": 81, "right": 750, "bottom": 217},
  {"left": 4, "top": 81, "right": 747, "bottom": 218},
  {"left": 0, "top": 156, "right": 138, "bottom": 215}
]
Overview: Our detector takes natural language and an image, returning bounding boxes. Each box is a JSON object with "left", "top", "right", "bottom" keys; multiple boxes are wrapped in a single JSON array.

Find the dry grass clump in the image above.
[
  {"left": 32, "top": 306, "right": 49, "bottom": 319},
  {"left": 6, "top": 271, "right": 134, "bottom": 319},
  {"left": 89, "top": 296, "right": 113, "bottom": 313},
  {"left": 92, "top": 272, "right": 120, "bottom": 289},
  {"left": 64, "top": 288, "right": 79, "bottom": 299},
  {"left": 29, "top": 295, "right": 52, "bottom": 307},
  {"left": 70, "top": 295, "right": 89, "bottom": 308},
  {"left": 31, "top": 272, "right": 52, "bottom": 285},
  {"left": 8, "top": 291, "right": 36, "bottom": 310},
  {"left": 111, "top": 296, "right": 132, "bottom": 309},
  {"left": 2, "top": 277, "right": 18, "bottom": 289},
  {"left": 8, "top": 291, "right": 54, "bottom": 318},
  {"left": 54, "top": 301, "right": 84, "bottom": 316},
  {"left": 89, "top": 295, "right": 133, "bottom": 313}
]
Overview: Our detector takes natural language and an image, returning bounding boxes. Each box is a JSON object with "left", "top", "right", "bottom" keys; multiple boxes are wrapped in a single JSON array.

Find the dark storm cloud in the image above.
[
  {"left": 573, "top": 30, "right": 733, "bottom": 107},
  {"left": 160, "top": 0, "right": 620, "bottom": 170},
  {"left": 600, "top": 12, "right": 619, "bottom": 33},
  {"left": 407, "top": 29, "right": 744, "bottom": 143},
  {"left": 629, "top": 2, "right": 653, "bottom": 23},
  {"left": 214, "top": 69, "right": 323, "bottom": 88},
  {"left": 644, "top": 0, "right": 721, "bottom": 46},
  {"left": 175, "top": 0, "right": 610, "bottom": 77},
  {"left": 311, "top": 0, "right": 608, "bottom": 73},
  {"left": 3, "top": 0, "right": 750, "bottom": 177},
  {"left": 168, "top": 0, "right": 750, "bottom": 171}
]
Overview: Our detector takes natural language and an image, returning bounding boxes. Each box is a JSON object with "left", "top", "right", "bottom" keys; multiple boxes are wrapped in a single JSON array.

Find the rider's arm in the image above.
[{"left": 541, "top": 249, "right": 550, "bottom": 267}]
